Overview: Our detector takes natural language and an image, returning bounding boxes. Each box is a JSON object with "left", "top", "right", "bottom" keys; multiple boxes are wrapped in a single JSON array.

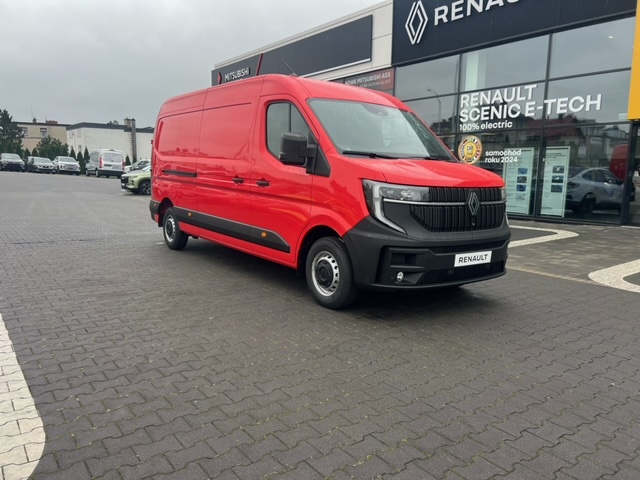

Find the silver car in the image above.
[
  {"left": 566, "top": 167, "right": 634, "bottom": 213},
  {"left": 27, "top": 156, "right": 55, "bottom": 173},
  {"left": 53, "top": 156, "right": 81, "bottom": 175}
]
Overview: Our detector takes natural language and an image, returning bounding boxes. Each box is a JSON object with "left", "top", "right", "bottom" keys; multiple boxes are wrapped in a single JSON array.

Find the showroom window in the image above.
[
  {"left": 460, "top": 36, "right": 548, "bottom": 92},
  {"left": 549, "top": 17, "right": 635, "bottom": 78},
  {"left": 545, "top": 71, "right": 632, "bottom": 125},
  {"left": 395, "top": 55, "right": 460, "bottom": 100}
]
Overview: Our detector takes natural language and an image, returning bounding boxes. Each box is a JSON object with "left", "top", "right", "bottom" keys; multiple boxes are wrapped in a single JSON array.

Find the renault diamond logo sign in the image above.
[
  {"left": 405, "top": 1, "right": 428, "bottom": 45},
  {"left": 468, "top": 191, "right": 480, "bottom": 217}
]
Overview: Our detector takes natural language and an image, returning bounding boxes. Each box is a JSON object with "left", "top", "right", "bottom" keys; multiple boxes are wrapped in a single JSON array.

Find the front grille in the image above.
[{"left": 409, "top": 187, "right": 505, "bottom": 233}]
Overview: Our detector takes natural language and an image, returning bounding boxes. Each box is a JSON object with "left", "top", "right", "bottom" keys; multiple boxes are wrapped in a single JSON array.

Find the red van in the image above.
[{"left": 150, "top": 75, "right": 510, "bottom": 308}]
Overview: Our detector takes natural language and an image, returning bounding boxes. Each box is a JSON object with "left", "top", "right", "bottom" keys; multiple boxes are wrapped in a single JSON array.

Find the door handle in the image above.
[
  {"left": 232, "top": 176, "right": 244, "bottom": 184},
  {"left": 256, "top": 180, "right": 270, "bottom": 187}
]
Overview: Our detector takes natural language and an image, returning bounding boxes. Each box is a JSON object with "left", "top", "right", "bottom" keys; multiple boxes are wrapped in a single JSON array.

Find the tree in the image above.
[
  {"left": 0, "top": 109, "right": 24, "bottom": 154},
  {"left": 69, "top": 147, "right": 76, "bottom": 159},
  {"left": 83, "top": 146, "right": 89, "bottom": 160},
  {"left": 23, "top": 147, "right": 31, "bottom": 158},
  {"left": 31, "top": 148, "right": 39, "bottom": 157},
  {"left": 76, "top": 151, "right": 86, "bottom": 174},
  {"left": 125, "top": 155, "right": 131, "bottom": 165},
  {"left": 36, "top": 136, "right": 69, "bottom": 160}
]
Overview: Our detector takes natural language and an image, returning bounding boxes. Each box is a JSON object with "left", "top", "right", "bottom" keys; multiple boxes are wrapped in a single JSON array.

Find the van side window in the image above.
[{"left": 266, "top": 103, "right": 312, "bottom": 158}]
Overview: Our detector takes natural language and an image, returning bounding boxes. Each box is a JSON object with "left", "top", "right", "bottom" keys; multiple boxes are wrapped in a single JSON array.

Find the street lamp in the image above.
[{"left": 426, "top": 87, "right": 442, "bottom": 134}]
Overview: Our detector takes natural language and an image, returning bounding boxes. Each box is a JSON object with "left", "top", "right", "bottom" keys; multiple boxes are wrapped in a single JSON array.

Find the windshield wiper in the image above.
[
  {"left": 341, "top": 150, "right": 399, "bottom": 159},
  {"left": 404, "top": 155, "right": 453, "bottom": 161}
]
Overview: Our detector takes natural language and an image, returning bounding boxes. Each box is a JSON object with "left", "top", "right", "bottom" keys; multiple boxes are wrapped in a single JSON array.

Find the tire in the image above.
[
  {"left": 139, "top": 180, "right": 151, "bottom": 195},
  {"left": 85, "top": 169, "right": 90, "bottom": 177},
  {"left": 163, "top": 207, "right": 188, "bottom": 250},
  {"left": 305, "top": 237, "right": 358, "bottom": 309},
  {"left": 95, "top": 169, "right": 100, "bottom": 178}
]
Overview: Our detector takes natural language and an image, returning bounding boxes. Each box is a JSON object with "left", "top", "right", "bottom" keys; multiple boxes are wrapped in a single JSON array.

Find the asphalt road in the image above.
[{"left": 1, "top": 171, "right": 639, "bottom": 480}]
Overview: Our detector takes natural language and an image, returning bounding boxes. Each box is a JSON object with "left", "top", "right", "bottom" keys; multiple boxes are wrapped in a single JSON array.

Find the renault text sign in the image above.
[
  {"left": 405, "top": 0, "right": 519, "bottom": 45},
  {"left": 392, "top": 0, "right": 637, "bottom": 66}
]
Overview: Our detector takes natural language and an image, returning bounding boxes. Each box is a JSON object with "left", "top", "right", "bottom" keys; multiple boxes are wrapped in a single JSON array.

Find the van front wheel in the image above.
[
  {"left": 306, "top": 237, "right": 358, "bottom": 309},
  {"left": 163, "top": 207, "right": 188, "bottom": 250}
]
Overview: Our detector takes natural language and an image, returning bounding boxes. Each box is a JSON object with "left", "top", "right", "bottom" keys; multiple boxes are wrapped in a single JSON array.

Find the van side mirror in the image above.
[{"left": 280, "top": 132, "right": 316, "bottom": 166}]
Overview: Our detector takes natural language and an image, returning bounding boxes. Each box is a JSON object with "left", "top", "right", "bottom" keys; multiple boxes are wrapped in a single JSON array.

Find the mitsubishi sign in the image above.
[{"left": 392, "top": 0, "right": 637, "bottom": 66}]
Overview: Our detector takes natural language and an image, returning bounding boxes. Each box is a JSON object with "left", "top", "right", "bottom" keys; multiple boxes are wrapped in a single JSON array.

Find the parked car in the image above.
[
  {"left": 123, "top": 159, "right": 150, "bottom": 173},
  {"left": 53, "top": 156, "right": 80, "bottom": 175},
  {"left": 120, "top": 165, "right": 151, "bottom": 194},
  {"left": 27, "top": 156, "right": 55, "bottom": 173},
  {"left": 86, "top": 148, "right": 125, "bottom": 178},
  {"left": 566, "top": 167, "right": 634, "bottom": 213},
  {"left": 0, "top": 153, "right": 26, "bottom": 172}
]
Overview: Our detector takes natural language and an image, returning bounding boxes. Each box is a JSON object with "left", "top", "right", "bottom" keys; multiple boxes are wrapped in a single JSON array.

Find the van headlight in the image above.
[{"left": 363, "top": 180, "right": 431, "bottom": 233}]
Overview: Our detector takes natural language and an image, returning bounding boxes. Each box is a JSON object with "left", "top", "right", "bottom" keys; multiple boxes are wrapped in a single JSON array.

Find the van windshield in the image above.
[{"left": 308, "top": 99, "right": 455, "bottom": 161}]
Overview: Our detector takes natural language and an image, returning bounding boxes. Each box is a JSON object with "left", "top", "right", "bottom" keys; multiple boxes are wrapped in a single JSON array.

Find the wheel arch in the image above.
[
  {"left": 157, "top": 198, "right": 174, "bottom": 226},
  {"left": 296, "top": 226, "right": 343, "bottom": 276}
]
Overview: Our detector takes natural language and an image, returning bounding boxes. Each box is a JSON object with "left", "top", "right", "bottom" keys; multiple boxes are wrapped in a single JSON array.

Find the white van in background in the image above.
[{"left": 86, "top": 149, "right": 125, "bottom": 178}]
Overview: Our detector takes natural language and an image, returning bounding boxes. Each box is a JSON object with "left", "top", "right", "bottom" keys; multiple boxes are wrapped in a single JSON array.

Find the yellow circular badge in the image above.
[{"left": 457, "top": 136, "right": 483, "bottom": 164}]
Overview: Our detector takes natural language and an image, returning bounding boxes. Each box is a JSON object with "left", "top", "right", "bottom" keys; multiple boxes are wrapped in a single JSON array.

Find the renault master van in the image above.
[
  {"left": 86, "top": 148, "right": 125, "bottom": 178},
  {"left": 150, "top": 75, "right": 510, "bottom": 309}
]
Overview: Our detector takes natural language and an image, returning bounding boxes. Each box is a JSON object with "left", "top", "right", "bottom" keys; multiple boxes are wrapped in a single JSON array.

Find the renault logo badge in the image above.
[
  {"left": 405, "top": 1, "right": 428, "bottom": 45},
  {"left": 468, "top": 192, "right": 480, "bottom": 217}
]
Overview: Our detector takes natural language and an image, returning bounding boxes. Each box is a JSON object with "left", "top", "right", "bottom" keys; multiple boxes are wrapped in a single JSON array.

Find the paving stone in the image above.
[{"left": 4, "top": 176, "right": 640, "bottom": 479}]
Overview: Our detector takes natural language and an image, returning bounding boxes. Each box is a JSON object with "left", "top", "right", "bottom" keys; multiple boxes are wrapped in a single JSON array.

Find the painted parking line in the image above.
[
  {"left": 589, "top": 260, "right": 640, "bottom": 293},
  {"left": 0, "top": 313, "right": 45, "bottom": 480},
  {"left": 509, "top": 225, "right": 579, "bottom": 247}
]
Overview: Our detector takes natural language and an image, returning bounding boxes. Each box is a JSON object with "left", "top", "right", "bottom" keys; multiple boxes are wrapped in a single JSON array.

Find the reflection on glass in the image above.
[
  {"left": 549, "top": 17, "right": 635, "bottom": 78},
  {"left": 406, "top": 96, "right": 457, "bottom": 136},
  {"left": 459, "top": 130, "right": 541, "bottom": 216},
  {"left": 546, "top": 71, "right": 631, "bottom": 124},
  {"left": 395, "top": 55, "right": 460, "bottom": 100},
  {"left": 461, "top": 36, "right": 548, "bottom": 91}
]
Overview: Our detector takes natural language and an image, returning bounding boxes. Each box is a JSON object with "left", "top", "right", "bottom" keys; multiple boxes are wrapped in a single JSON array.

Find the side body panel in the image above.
[{"left": 249, "top": 94, "right": 315, "bottom": 266}]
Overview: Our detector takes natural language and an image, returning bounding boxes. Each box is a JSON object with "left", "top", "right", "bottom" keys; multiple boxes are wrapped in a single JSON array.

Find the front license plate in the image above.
[{"left": 454, "top": 251, "right": 492, "bottom": 267}]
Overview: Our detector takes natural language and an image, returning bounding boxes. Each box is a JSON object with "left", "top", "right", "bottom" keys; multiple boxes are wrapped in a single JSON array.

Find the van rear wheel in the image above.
[
  {"left": 163, "top": 207, "right": 188, "bottom": 250},
  {"left": 306, "top": 237, "right": 358, "bottom": 309}
]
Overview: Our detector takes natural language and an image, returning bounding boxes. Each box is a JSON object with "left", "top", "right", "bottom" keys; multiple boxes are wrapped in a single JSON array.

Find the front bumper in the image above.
[
  {"left": 343, "top": 216, "right": 511, "bottom": 291},
  {"left": 1, "top": 163, "right": 25, "bottom": 171}
]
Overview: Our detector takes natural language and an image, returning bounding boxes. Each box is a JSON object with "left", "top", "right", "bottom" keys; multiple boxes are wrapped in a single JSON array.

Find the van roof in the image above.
[{"left": 158, "top": 74, "right": 405, "bottom": 119}]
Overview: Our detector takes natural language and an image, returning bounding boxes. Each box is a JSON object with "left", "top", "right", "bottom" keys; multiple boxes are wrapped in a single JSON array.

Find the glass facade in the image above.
[{"left": 391, "top": 17, "right": 636, "bottom": 225}]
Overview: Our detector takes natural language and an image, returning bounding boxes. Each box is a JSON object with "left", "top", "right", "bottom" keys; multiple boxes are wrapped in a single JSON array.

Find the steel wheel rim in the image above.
[
  {"left": 312, "top": 251, "right": 339, "bottom": 297},
  {"left": 165, "top": 216, "right": 176, "bottom": 242}
]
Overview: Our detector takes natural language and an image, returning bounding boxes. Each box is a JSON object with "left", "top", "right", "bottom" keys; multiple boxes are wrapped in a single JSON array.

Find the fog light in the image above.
[{"left": 396, "top": 272, "right": 404, "bottom": 282}]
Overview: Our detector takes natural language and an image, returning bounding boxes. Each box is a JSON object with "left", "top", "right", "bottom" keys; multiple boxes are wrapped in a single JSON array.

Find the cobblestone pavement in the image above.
[{"left": 1, "top": 172, "right": 639, "bottom": 480}]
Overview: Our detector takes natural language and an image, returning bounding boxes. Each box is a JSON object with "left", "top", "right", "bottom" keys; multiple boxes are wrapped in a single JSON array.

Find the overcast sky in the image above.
[{"left": 1, "top": 0, "right": 382, "bottom": 128}]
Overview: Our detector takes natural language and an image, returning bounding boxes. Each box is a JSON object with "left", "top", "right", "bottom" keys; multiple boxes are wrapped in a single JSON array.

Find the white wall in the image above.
[{"left": 67, "top": 127, "right": 153, "bottom": 160}]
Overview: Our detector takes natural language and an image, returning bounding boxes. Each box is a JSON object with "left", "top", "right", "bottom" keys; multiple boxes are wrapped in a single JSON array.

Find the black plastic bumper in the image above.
[{"left": 342, "top": 216, "right": 511, "bottom": 291}]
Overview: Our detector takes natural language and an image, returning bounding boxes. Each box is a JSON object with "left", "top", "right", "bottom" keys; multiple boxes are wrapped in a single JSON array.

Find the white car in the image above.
[
  {"left": 123, "top": 159, "right": 150, "bottom": 173},
  {"left": 53, "top": 156, "right": 80, "bottom": 175}
]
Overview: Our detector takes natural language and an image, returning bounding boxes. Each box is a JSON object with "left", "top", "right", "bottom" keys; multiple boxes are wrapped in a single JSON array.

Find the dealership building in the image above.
[{"left": 212, "top": 0, "right": 640, "bottom": 226}]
